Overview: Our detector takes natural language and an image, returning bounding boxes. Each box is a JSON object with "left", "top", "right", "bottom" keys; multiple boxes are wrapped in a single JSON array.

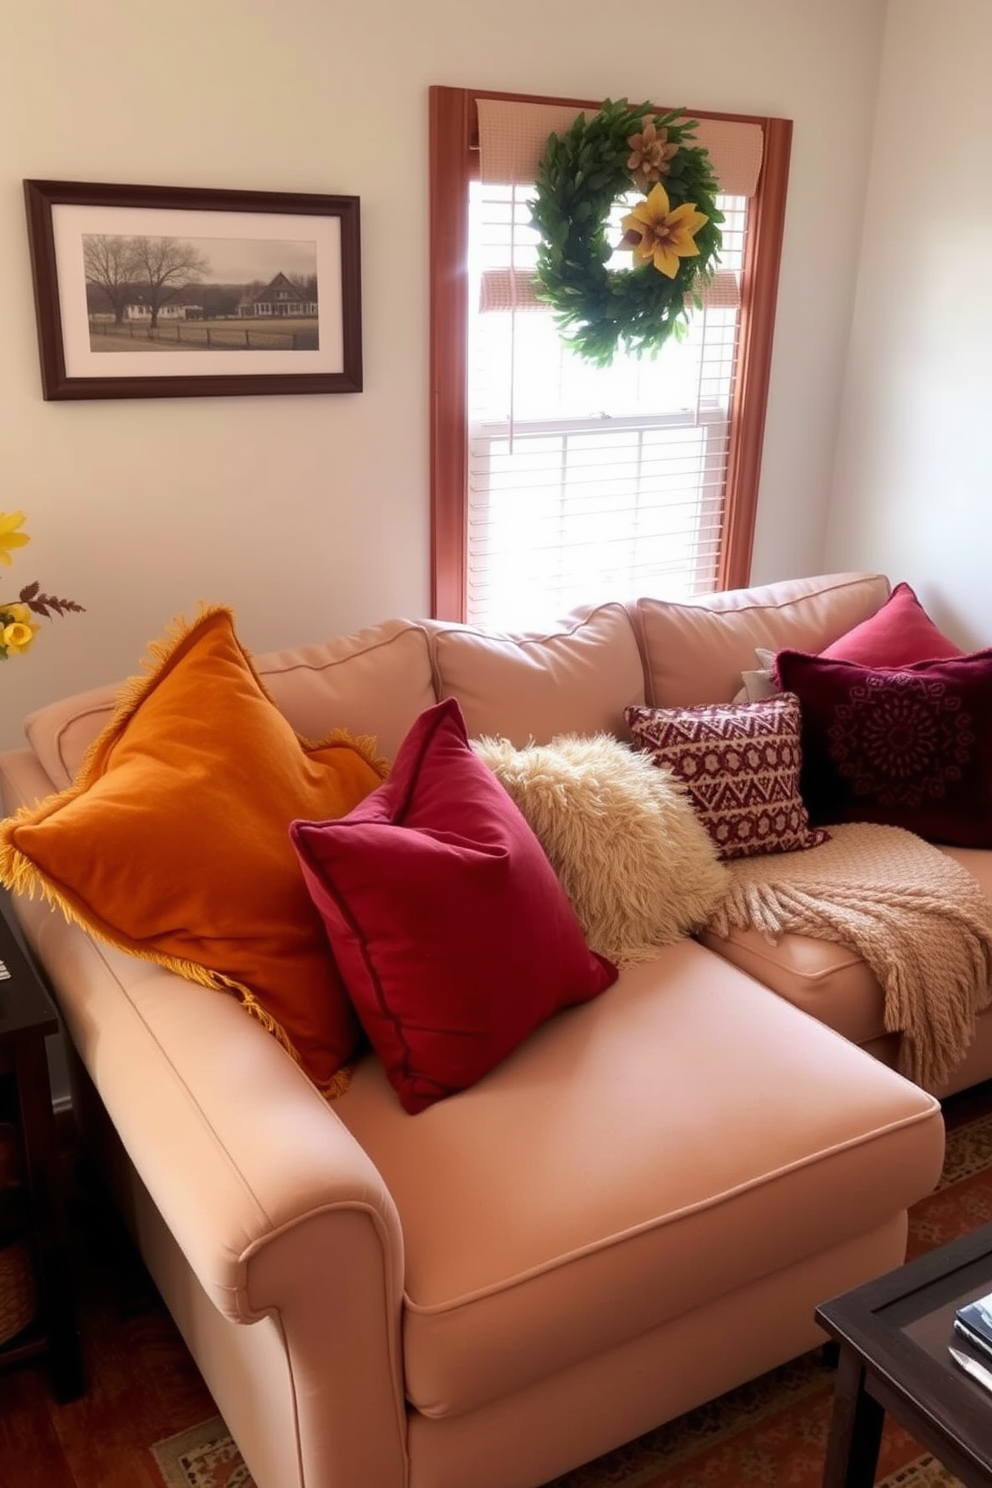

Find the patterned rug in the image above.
[
  {"left": 150, "top": 1103, "right": 992, "bottom": 1488},
  {"left": 151, "top": 1417, "right": 254, "bottom": 1488}
]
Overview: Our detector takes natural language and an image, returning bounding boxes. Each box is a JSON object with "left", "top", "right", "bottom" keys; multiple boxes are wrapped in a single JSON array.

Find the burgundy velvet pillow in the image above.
[
  {"left": 775, "top": 649, "right": 992, "bottom": 846},
  {"left": 817, "top": 582, "right": 963, "bottom": 667},
  {"left": 290, "top": 697, "right": 617, "bottom": 1114}
]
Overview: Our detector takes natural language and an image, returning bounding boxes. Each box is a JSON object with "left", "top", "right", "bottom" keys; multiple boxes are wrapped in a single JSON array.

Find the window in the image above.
[{"left": 430, "top": 88, "right": 793, "bottom": 626}]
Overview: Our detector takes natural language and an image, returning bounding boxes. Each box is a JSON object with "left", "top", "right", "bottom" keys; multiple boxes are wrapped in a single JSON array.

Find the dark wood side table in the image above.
[
  {"left": 816, "top": 1222, "right": 992, "bottom": 1488},
  {"left": 0, "top": 891, "right": 83, "bottom": 1401}
]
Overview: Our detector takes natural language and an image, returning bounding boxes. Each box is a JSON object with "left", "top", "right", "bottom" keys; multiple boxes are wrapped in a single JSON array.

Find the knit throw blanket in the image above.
[{"left": 706, "top": 821, "right": 992, "bottom": 1092}]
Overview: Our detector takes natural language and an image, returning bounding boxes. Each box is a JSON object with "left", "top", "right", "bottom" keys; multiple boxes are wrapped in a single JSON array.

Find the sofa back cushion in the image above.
[
  {"left": 25, "top": 680, "right": 120, "bottom": 791},
  {"left": 426, "top": 602, "right": 644, "bottom": 745},
  {"left": 256, "top": 620, "right": 435, "bottom": 760},
  {"left": 25, "top": 617, "right": 436, "bottom": 787},
  {"left": 630, "top": 572, "right": 891, "bottom": 708}
]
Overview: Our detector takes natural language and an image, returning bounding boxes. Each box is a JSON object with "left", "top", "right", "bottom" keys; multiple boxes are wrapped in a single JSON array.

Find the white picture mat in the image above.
[{"left": 51, "top": 203, "right": 344, "bottom": 379}]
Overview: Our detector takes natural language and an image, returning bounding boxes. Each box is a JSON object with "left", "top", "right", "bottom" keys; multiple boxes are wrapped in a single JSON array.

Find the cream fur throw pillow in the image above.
[{"left": 471, "top": 732, "right": 728, "bottom": 964}]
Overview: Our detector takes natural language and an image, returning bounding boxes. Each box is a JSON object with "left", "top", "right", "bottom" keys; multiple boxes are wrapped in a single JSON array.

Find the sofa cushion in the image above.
[
  {"left": 631, "top": 572, "right": 890, "bottom": 708},
  {"left": 425, "top": 602, "right": 644, "bottom": 746},
  {"left": 25, "top": 617, "right": 435, "bottom": 790},
  {"left": 334, "top": 938, "right": 944, "bottom": 1419},
  {"left": 818, "top": 581, "right": 963, "bottom": 667},
  {"left": 698, "top": 921, "right": 885, "bottom": 1045},
  {"left": 472, "top": 732, "right": 728, "bottom": 962},
  {"left": 22, "top": 679, "right": 121, "bottom": 791},
  {"left": 699, "top": 842, "right": 992, "bottom": 1091},
  {"left": 0, "top": 606, "right": 388, "bottom": 1094},
  {"left": 256, "top": 619, "right": 436, "bottom": 761},
  {"left": 625, "top": 695, "right": 829, "bottom": 859},
  {"left": 291, "top": 698, "right": 617, "bottom": 1114},
  {"left": 776, "top": 649, "right": 992, "bottom": 847}
]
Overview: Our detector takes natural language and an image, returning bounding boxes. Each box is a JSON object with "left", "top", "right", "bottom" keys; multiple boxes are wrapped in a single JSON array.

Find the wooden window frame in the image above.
[{"left": 429, "top": 85, "right": 793, "bottom": 622}]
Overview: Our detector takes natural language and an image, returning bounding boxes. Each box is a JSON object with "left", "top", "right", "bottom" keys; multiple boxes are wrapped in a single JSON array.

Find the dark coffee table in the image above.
[{"left": 816, "top": 1223, "right": 992, "bottom": 1487}]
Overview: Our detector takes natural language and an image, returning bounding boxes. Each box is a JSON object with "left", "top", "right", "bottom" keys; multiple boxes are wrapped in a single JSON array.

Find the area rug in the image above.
[
  {"left": 151, "top": 1417, "right": 254, "bottom": 1488},
  {"left": 149, "top": 1105, "right": 992, "bottom": 1488}
]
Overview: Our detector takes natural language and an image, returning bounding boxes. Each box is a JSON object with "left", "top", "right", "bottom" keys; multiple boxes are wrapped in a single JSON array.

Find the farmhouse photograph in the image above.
[{"left": 83, "top": 231, "right": 320, "bottom": 352}]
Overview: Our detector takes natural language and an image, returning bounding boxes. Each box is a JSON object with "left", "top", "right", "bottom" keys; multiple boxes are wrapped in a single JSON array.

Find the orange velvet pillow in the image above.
[{"left": 0, "top": 606, "right": 387, "bottom": 1094}]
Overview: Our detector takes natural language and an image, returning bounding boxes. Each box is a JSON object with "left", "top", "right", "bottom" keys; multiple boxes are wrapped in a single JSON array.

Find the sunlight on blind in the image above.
[{"left": 466, "top": 182, "right": 748, "bottom": 629}]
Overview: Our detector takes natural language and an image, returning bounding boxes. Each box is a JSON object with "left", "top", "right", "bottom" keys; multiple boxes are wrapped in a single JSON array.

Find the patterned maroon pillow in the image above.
[
  {"left": 624, "top": 695, "right": 829, "bottom": 860},
  {"left": 775, "top": 650, "right": 992, "bottom": 846}
]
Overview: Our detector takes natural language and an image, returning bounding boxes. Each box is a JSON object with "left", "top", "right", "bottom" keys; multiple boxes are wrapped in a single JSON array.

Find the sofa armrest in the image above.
[
  {"left": 1, "top": 742, "right": 409, "bottom": 1483},
  {"left": 8, "top": 882, "right": 406, "bottom": 1301},
  {"left": 2, "top": 816, "right": 409, "bottom": 1481},
  {"left": 0, "top": 750, "right": 401, "bottom": 1295}
]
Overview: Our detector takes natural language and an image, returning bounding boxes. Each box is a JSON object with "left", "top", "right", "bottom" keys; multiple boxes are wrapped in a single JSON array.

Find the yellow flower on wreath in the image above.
[
  {"left": 620, "top": 183, "right": 710, "bottom": 279},
  {"left": 0, "top": 510, "right": 84, "bottom": 661}
]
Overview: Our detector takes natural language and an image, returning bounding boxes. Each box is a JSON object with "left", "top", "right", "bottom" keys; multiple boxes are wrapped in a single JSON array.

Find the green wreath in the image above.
[{"left": 531, "top": 98, "right": 724, "bottom": 367}]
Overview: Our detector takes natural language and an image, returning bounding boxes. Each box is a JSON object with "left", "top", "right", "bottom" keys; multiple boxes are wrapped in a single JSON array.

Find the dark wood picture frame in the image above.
[{"left": 23, "top": 179, "right": 362, "bottom": 400}]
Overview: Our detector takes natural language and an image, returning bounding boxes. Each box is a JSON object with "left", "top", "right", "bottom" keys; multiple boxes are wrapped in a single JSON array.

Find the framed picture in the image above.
[{"left": 23, "top": 179, "right": 362, "bottom": 400}]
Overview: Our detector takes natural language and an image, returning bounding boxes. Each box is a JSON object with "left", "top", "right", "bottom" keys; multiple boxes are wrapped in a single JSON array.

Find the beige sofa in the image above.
[{"left": 0, "top": 570, "right": 963, "bottom": 1488}]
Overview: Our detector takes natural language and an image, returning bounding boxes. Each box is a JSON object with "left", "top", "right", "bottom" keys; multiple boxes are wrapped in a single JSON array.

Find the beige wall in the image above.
[
  {"left": 0, "top": 0, "right": 887, "bottom": 748},
  {"left": 827, "top": 0, "right": 992, "bottom": 647}
]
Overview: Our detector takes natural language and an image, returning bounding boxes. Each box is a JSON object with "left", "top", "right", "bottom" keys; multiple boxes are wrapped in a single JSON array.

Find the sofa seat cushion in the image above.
[
  {"left": 699, "top": 843, "right": 992, "bottom": 1053},
  {"left": 335, "top": 939, "right": 943, "bottom": 1420},
  {"left": 697, "top": 924, "right": 885, "bottom": 1045}
]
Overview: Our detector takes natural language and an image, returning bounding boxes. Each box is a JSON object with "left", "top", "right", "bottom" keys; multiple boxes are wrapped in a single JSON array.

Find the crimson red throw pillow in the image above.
[
  {"left": 290, "top": 697, "right": 617, "bottom": 1114},
  {"left": 776, "top": 649, "right": 992, "bottom": 846},
  {"left": 817, "top": 582, "right": 963, "bottom": 667}
]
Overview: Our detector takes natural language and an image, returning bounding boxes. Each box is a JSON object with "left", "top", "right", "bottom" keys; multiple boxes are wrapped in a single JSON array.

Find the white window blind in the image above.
[{"left": 466, "top": 101, "right": 762, "bottom": 630}]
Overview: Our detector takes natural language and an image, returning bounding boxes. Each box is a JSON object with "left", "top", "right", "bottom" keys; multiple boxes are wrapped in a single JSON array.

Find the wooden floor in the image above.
[{"left": 0, "top": 1142, "right": 218, "bottom": 1488}]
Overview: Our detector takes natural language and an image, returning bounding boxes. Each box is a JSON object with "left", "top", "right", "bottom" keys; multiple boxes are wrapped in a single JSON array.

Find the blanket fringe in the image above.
[{"left": 707, "top": 825, "right": 992, "bottom": 1092}]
